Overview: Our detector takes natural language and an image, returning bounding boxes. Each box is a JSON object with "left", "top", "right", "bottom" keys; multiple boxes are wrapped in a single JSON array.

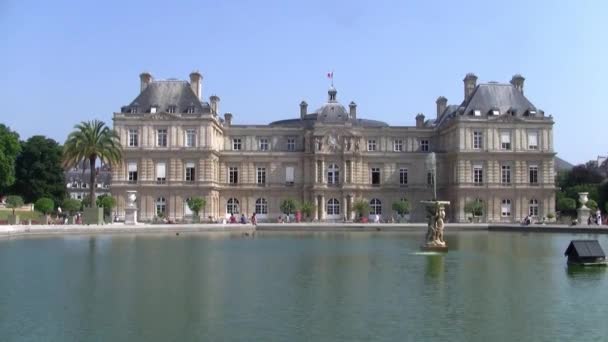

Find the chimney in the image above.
[
  {"left": 139, "top": 72, "right": 152, "bottom": 92},
  {"left": 463, "top": 73, "right": 478, "bottom": 101},
  {"left": 300, "top": 101, "right": 308, "bottom": 120},
  {"left": 189, "top": 70, "right": 203, "bottom": 100},
  {"left": 436, "top": 96, "right": 447, "bottom": 118},
  {"left": 224, "top": 113, "right": 233, "bottom": 126},
  {"left": 510, "top": 74, "right": 525, "bottom": 94},
  {"left": 210, "top": 95, "right": 220, "bottom": 115},
  {"left": 349, "top": 101, "right": 357, "bottom": 120},
  {"left": 416, "top": 113, "right": 425, "bottom": 128}
]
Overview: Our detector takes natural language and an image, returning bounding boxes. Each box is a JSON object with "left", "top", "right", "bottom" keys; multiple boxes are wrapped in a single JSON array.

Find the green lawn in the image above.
[{"left": 0, "top": 210, "right": 42, "bottom": 221}]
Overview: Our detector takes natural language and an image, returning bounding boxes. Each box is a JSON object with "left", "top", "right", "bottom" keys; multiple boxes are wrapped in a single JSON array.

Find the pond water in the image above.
[{"left": 1, "top": 231, "right": 608, "bottom": 341}]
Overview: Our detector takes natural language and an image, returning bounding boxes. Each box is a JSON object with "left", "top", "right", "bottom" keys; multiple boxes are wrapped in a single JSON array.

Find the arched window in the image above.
[
  {"left": 529, "top": 199, "right": 539, "bottom": 217},
  {"left": 327, "top": 198, "right": 340, "bottom": 215},
  {"left": 370, "top": 198, "right": 382, "bottom": 215},
  {"left": 227, "top": 198, "right": 240, "bottom": 214},
  {"left": 255, "top": 198, "right": 268, "bottom": 215},
  {"left": 327, "top": 164, "right": 340, "bottom": 185},
  {"left": 156, "top": 197, "right": 166, "bottom": 216}
]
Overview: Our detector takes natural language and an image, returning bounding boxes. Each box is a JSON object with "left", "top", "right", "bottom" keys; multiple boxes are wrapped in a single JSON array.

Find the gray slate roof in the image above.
[
  {"left": 565, "top": 240, "right": 606, "bottom": 257},
  {"left": 123, "top": 81, "right": 210, "bottom": 114},
  {"left": 555, "top": 157, "right": 574, "bottom": 172}
]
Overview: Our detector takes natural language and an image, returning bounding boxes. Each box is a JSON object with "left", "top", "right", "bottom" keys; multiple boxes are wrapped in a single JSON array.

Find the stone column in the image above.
[
  {"left": 342, "top": 195, "right": 347, "bottom": 220},
  {"left": 314, "top": 195, "right": 319, "bottom": 220},
  {"left": 320, "top": 194, "right": 326, "bottom": 220}
]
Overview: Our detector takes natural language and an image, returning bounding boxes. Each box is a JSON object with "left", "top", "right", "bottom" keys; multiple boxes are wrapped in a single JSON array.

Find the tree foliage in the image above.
[
  {"left": 187, "top": 197, "right": 206, "bottom": 218},
  {"left": 464, "top": 199, "right": 484, "bottom": 216},
  {"left": 0, "top": 124, "right": 21, "bottom": 194},
  {"left": 96, "top": 194, "right": 116, "bottom": 218},
  {"left": 6, "top": 195, "right": 24, "bottom": 215},
  {"left": 392, "top": 199, "right": 410, "bottom": 215},
  {"left": 62, "top": 198, "right": 81, "bottom": 215},
  {"left": 586, "top": 199, "right": 598, "bottom": 211},
  {"left": 280, "top": 198, "right": 297, "bottom": 215},
  {"left": 63, "top": 120, "right": 122, "bottom": 206},
  {"left": 561, "top": 165, "right": 603, "bottom": 188},
  {"left": 556, "top": 197, "right": 576, "bottom": 214},
  {"left": 34, "top": 197, "right": 54, "bottom": 215},
  {"left": 298, "top": 201, "right": 315, "bottom": 218},
  {"left": 12, "top": 136, "right": 65, "bottom": 204},
  {"left": 352, "top": 199, "right": 370, "bottom": 218}
]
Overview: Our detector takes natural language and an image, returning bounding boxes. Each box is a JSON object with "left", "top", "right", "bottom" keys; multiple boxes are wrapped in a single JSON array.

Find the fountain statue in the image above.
[
  {"left": 124, "top": 190, "right": 138, "bottom": 225},
  {"left": 421, "top": 152, "right": 450, "bottom": 251}
]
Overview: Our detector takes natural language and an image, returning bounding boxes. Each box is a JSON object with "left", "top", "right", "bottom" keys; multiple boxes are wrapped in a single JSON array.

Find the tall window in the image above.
[
  {"left": 501, "top": 165, "right": 511, "bottom": 184},
  {"left": 287, "top": 137, "right": 296, "bottom": 151},
  {"left": 473, "top": 165, "right": 483, "bottom": 185},
  {"left": 327, "top": 164, "right": 339, "bottom": 185},
  {"left": 427, "top": 171, "right": 434, "bottom": 185},
  {"left": 255, "top": 198, "right": 268, "bottom": 215},
  {"left": 185, "top": 162, "right": 195, "bottom": 182},
  {"left": 501, "top": 199, "right": 512, "bottom": 217},
  {"left": 500, "top": 131, "right": 511, "bottom": 150},
  {"left": 157, "top": 129, "right": 168, "bottom": 147},
  {"left": 128, "top": 162, "right": 138, "bottom": 183},
  {"left": 286, "top": 166, "right": 295, "bottom": 185},
  {"left": 259, "top": 138, "right": 269, "bottom": 151},
  {"left": 367, "top": 139, "right": 377, "bottom": 151},
  {"left": 232, "top": 138, "right": 242, "bottom": 151},
  {"left": 257, "top": 167, "right": 266, "bottom": 185},
  {"left": 327, "top": 198, "right": 340, "bottom": 216},
  {"left": 370, "top": 198, "right": 382, "bottom": 215},
  {"left": 399, "top": 168, "right": 408, "bottom": 185},
  {"left": 185, "top": 129, "right": 196, "bottom": 147},
  {"left": 156, "top": 162, "right": 166, "bottom": 184},
  {"left": 473, "top": 131, "right": 483, "bottom": 149},
  {"left": 371, "top": 167, "right": 381, "bottom": 185},
  {"left": 529, "top": 165, "right": 539, "bottom": 184},
  {"left": 229, "top": 167, "right": 239, "bottom": 184},
  {"left": 227, "top": 198, "right": 240, "bottom": 214},
  {"left": 421, "top": 140, "right": 429, "bottom": 152},
  {"left": 528, "top": 132, "right": 539, "bottom": 150},
  {"left": 394, "top": 139, "right": 403, "bottom": 152},
  {"left": 156, "top": 197, "right": 166, "bottom": 216},
  {"left": 128, "top": 129, "right": 139, "bottom": 147},
  {"left": 529, "top": 199, "right": 539, "bottom": 217}
]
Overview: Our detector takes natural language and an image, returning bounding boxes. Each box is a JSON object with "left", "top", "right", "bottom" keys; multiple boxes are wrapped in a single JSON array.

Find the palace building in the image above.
[{"left": 111, "top": 71, "right": 555, "bottom": 223}]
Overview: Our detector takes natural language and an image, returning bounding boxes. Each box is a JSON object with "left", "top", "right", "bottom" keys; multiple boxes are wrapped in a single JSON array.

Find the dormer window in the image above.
[
  {"left": 150, "top": 106, "right": 157, "bottom": 114},
  {"left": 473, "top": 110, "right": 481, "bottom": 116},
  {"left": 168, "top": 105, "right": 176, "bottom": 114},
  {"left": 527, "top": 109, "right": 537, "bottom": 116},
  {"left": 187, "top": 106, "right": 195, "bottom": 114},
  {"left": 131, "top": 106, "right": 138, "bottom": 113},
  {"left": 490, "top": 108, "right": 500, "bottom": 116}
]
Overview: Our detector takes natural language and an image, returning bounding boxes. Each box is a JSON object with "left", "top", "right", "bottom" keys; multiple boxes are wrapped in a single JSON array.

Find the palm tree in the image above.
[{"left": 63, "top": 120, "right": 122, "bottom": 206}]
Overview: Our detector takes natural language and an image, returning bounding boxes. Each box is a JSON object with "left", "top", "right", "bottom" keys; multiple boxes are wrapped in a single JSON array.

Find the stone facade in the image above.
[{"left": 111, "top": 71, "right": 555, "bottom": 223}]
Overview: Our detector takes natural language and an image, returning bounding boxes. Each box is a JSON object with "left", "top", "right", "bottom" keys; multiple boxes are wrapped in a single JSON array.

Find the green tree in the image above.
[
  {"left": 352, "top": 199, "right": 370, "bottom": 220},
  {"left": 586, "top": 199, "right": 598, "bottom": 211},
  {"left": 12, "top": 136, "right": 65, "bottom": 204},
  {"left": 280, "top": 198, "right": 297, "bottom": 215},
  {"left": 562, "top": 165, "right": 603, "bottom": 188},
  {"left": 0, "top": 124, "right": 21, "bottom": 195},
  {"left": 34, "top": 197, "right": 54, "bottom": 215},
  {"left": 556, "top": 197, "right": 576, "bottom": 215},
  {"left": 63, "top": 120, "right": 122, "bottom": 206},
  {"left": 6, "top": 195, "right": 24, "bottom": 215},
  {"left": 187, "top": 197, "right": 206, "bottom": 222},
  {"left": 298, "top": 201, "right": 315, "bottom": 219},
  {"left": 464, "top": 199, "right": 484, "bottom": 217},
  {"left": 62, "top": 198, "right": 81, "bottom": 216},
  {"left": 96, "top": 194, "right": 116, "bottom": 218},
  {"left": 392, "top": 199, "right": 410, "bottom": 216}
]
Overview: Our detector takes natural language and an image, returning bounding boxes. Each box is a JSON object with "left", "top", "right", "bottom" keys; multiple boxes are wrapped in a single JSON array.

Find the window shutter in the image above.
[
  {"left": 128, "top": 162, "right": 138, "bottom": 172},
  {"left": 185, "top": 162, "right": 195, "bottom": 169},
  {"left": 286, "top": 166, "right": 294, "bottom": 182},
  {"left": 528, "top": 133, "right": 538, "bottom": 146},
  {"left": 500, "top": 132, "right": 510, "bottom": 143},
  {"left": 156, "top": 163, "right": 166, "bottom": 178}
]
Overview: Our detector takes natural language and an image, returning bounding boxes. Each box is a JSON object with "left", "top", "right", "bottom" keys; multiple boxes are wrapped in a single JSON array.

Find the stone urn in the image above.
[{"left": 577, "top": 192, "right": 591, "bottom": 225}]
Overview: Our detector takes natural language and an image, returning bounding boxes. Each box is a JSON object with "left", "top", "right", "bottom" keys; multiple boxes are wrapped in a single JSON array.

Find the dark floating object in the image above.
[
  {"left": 564, "top": 240, "right": 608, "bottom": 266},
  {"left": 176, "top": 232, "right": 180, "bottom": 236}
]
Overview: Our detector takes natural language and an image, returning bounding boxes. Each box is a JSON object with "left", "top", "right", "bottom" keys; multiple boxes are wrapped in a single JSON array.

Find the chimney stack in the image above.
[
  {"left": 210, "top": 95, "right": 220, "bottom": 115},
  {"left": 300, "top": 101, "right": 308, "bottom": 120},
  {"left": 349, "top": 101, "right": 357, "bottom": 120},
  {"left": 510, "top": 74, "right": 525, "bottom": 94},
  {"left": 189, "top": 70, "right": 203, "bottom": 100},
  {"left": 436, "top": 96, "right": 447, "bottom": 118},
  {"left": 463, "top": 73, "right": 478, "bottom": 101},
  {"left": 416, "top": 113, "right": 425, "bottom": 128},
  {"left": 139, "top": 72, "right": 152, "bottom": 92},
  {"left": 224, "top": 113, "right": 233, "bottom": 126}
]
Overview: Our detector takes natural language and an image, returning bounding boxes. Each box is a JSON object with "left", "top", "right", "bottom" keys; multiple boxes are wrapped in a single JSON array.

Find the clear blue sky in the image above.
[{"left": 1, "top": 0, "right": 606, "bottom": 164}]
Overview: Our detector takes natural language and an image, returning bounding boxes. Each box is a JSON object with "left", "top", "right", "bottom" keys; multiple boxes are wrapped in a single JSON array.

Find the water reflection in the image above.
[{"left": 425, "top": 255, "right": 445, "bottom": 280}]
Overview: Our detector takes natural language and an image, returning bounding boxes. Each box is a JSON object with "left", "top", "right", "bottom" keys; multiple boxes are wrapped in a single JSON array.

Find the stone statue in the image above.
[
  {"left": 421, "top": 200, "right": 450, "bottom": 250},
  {"left": 315, "top": 137, "right": 322, "bottom": 151},
  {"left": 354, "top": 139, "right": 360, "bottom": 151}
]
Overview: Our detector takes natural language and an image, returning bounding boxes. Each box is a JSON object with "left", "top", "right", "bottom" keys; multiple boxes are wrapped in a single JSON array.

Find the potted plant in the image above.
[
  {"left": 34, "top": 197, "right": 54, "bottom": 224},
  {"left": 96, "top": 194, "right": 116, "bottom": 223},
  {"left": 187, "top": 197, "right": 206, "bottom": 223},
  {"left": 62, "top": 198, "right": 82, "bottom": 224},
  {"left": 392, "top": 199, "right": 410, "bottom": 223},
  {"left": 298, "top": 201, "right": 314, "bottom": 222},
  {"left": 464, "top": 199, "right": 484, "bottom": 223},
  {"left": 546, "top": 212, "right": 555, "bottom": 222},
  {"left": 280, "top": 199, "right": 297, "bottom": 222},
  {"left": 6, "top": 195, "right": 24, "bottom": 225},
  {"left": 352, "top": 199, "right": 370, "bottom": 223}
]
